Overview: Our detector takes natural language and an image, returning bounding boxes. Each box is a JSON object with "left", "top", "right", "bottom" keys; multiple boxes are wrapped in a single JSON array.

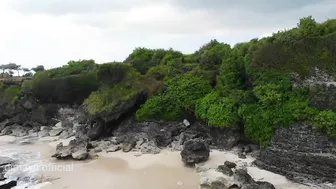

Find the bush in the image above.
[
  {"left": 165, "top": 74, "right": 212, "bottom": 111},
  {"left": 97, "top": 63, "right": 139, "bottom": 85},
  {"left": 239, "top": 85, "right": 318, "bottom": 146},
  {"left": 0, "top": 85, "right": 23, "bottom": 104},
  {"left": 22, "top": 71, "right": 99, "bottom": 104},
  {"left": 196, "top": 91, "right": 240, "bottom": 127},
  {"left": 314, "top": 110, "right": 336, "bottom": 137},
  {"left": 136, "top": 95, "right": 184, "bottom": 121},
  {"left": 48, "top": 59, "right": 97, "bottom": 78},
  {"left": 83, "top": 82, "right": 141, "bottom": 116},
  {"left": 136, "top": 74, "right": 212, "bottom": 121}
]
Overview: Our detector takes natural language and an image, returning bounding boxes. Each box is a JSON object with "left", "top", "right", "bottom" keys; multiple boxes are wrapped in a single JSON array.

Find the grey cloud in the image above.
[{"left": 8, "top": 0, "right": 154, "bottom": 15}]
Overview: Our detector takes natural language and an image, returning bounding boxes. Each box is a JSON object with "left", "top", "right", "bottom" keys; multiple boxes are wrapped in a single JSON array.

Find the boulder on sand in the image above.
[
  {"left": 181, "top": 140, "right": 210, "bottom": 165},
  {"left": 52, "top": 138, "right": 89, "bottom": 160}
]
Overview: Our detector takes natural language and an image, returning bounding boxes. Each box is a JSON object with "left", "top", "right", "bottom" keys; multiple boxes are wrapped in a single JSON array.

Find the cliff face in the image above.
[{"left": 255, "top": 122, "right": 336, "bottom": 186}]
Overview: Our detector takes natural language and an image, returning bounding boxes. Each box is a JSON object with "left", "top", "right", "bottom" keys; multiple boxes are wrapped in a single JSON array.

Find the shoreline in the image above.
[{"left": 0, "top": 135, "right": 312, "bottom": 189}]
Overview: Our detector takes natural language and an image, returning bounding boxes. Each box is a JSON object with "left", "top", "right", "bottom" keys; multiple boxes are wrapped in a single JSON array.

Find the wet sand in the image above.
[{"left": 0, "top": 136, "right": 312, "bottom": 189}]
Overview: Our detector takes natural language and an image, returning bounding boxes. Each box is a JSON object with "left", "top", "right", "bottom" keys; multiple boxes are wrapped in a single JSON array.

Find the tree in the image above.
[
  {"left": 32, "top": 65, "right": 45, "bottom": 72},
  {"left": 22, "top": 68, "right": 30, "bottom": 76},
  {"left": 0, "top": 65, "right": 6, "bottom": 78},
  {"left": 23, "top": 72, "right": 33, "bottom": 77},
  {"left": 7, "top": 63, "right": 21, "bottom": 76},
  {"left": 8, "top": 70, "right": 14, "bottom": 76}
]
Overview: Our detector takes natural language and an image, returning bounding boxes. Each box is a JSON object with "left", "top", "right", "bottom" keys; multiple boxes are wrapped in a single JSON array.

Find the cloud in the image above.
[{"left": 0, "top": 0, "right": 335, "bottom": 69}]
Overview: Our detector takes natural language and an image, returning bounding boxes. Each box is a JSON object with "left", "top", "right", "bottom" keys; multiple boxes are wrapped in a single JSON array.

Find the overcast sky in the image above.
[{"left": 0, "top": 0, "right": 335, "bottom": 69}]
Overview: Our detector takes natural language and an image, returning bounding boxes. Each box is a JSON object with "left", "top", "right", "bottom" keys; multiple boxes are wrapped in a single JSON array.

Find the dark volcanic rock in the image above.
[
  {"left": 181, "top": 140, "right": 210, "bottom": 165},
  {"left": 19, "top": 94, "right": 38, "bottom": 110},
  {"left": 87, "top": 119, "right": 105, "bottom": 140},
  {"left": 234, "top": 169, "right": 255, "bottom": 185},
  {"left": 224, "top": 161, "right": 237, "bottom": 169},
  {"left": 0, "top": 180, "right": 17, "bottom": 189},
  {"left": 255, "top": 122, "right": 336, "bottom": 185},
  {"left": 217, "top": 165, "right": 234, "bottom": 176}
]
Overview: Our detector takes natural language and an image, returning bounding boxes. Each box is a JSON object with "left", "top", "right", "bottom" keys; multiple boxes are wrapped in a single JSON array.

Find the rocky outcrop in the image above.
[
  {"left": 0, "top": 157, "right": 17, "bottom": 188},
  {"left": 199, "top": 163, "right": 275, "bottom": 189},
  {"left": 52, "top": 138, "right": 90, "bottom": 160},
  {"left": 255, "top": 122, "right": 336, "bottom": 186},
  {"left": 181, "top": 140, "right": 210, "bottom": 165}
]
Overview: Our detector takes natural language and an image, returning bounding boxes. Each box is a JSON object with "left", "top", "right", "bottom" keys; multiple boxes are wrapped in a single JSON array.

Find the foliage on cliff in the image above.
[
  {"left": 83, "top": 63, "right": 143, "bottom": 116},
  {"left": 15, "top": 16, "right": 336, "bottom": 146},
  {"left": 22, "top": 60, "right": 99, "bottom": 104},
  {"left": 136, "top": 74, "right": 212, "bottom": 121}
]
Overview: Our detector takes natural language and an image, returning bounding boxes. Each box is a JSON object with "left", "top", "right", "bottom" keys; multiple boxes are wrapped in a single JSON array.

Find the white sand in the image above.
[{"left": 0, "top": 136, "right": 312, "bottom": 189}]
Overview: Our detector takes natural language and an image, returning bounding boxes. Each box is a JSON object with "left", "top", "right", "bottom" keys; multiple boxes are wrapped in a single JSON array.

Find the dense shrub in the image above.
[
  {"left": 136, "top": 95, "right": 184, "bottom": 121},
  {"left": 83, "top": 83, "right": 141, "bottom": 116},
  {"left": 196, "top": 91, "right": 240, "bottom": 127},
  {"left": 48, "top": 59, "right": 97, "bottom": 78},
  {"left": 136, "top": 74, "right": 212, "bottom": 121},
  {"left": 0, "top": 84, "right": 23, "bottom": 104},
  {"left": 97, "top": 63, "right": 139, "bottom": 85},
  {"left": 22, "top": 71, "right": 99, "bottom": 104},
  {"left": 314, "top": 110, "right": 336, "bottom": 137}
]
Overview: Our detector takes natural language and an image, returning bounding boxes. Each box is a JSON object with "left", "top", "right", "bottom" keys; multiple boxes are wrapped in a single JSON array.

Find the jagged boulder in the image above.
[
  {"left": 199, "top": 167, "right": 275, "bottom": 189},
  {"left": 181, "top": 140, "right": 210, "bottom": 165},
  {"left": 255, "top": 122, "right": 336, "bottom": 186},
  {"left": 19, "top": 94, "right": 38, "bottom": 110},
  {"left": 52, "top": 138, "right": 89, "bottom": 160}
]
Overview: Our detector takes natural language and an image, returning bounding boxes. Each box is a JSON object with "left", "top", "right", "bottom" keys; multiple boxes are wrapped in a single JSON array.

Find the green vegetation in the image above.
[
  {"left": 22, "top": 60, "right": 99, "bottom": 104},
  {"left": 136, "top": 74, "right": 212, "bottom": 121},
  {"left": 0, "top": 84, "right": 23, "bottom": 104},
  {"left": 9, "top": 16, "right": 336, "bottom": 146}
]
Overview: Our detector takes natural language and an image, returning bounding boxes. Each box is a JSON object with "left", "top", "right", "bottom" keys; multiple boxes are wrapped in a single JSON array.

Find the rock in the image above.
[
  {"left": 181, "top": 140, "right": 210, "bottom": 165},
  {"left": 140, "top": 141, "right": 161, "bottom": 154},
  {"left": 49, "top": 129, "right": 63, "bottom": 137},
  {"left": 154, "top": 130, "right": 173, "bottom": 148},
  {"left": 94, "top": 148, "right": 103, "bottom": 153},
  {"left": 241, "top": 183, "right": 260, "bottom": 189},
  {"left": 122, "top": 140, "right": 136, "bottom": 152},
  {"left": 242, "top": 145, "right": 252, "bottom": 153},
  {"left": 238, "top": 153, "right": 247, "bottom": 159},
  {"left": 106, "top": 145, "right": 121, "bottom": 153},
  {"left": 11, "top": 126, "right": 28, "bottom": 137},
  {"left": 0, "top": 157, "right": 14, "bottom": 166},
  {"left": 88, "top": 150, "right": 99, "bottom": 159},
  {"left": 56, "top": 142, "right": 63, "bottom": 151},
  {"left": 38, "top": 128, "right": 50, "bottom": 137},
  {"left": 72, "top": 150, "right": 89, "bottom": 160},
  {"left": 0, "top": 126, "right": 12, "bottom": 136},
  {"left": 0, "top": 180, "right": 17, "bottom": 188},
  {"left": 54, "top": 122, "right": 62, "bottom": 128},
  {"left": 87, "top": 119, "right": 105, "bottom": 140},
  {"left": 134, "top": 152, "right": 142, "bottom": 157},
  {"left": 59, "top": 129, "right": 74, "bottom": 139},
  {"left": 183, "top": 119, "right": 190, "bottom": 127},
  {"left": 233, "top": 169, "right": 255, "bottom": 186},
  {"left": 61, "top": 120, "right": 74, "bottom": 128},
  {"left": 52, "top": 138, "right": 89, "bottom": 160},
  {"left": 256, "top": 181, "right": 276, "bottom": 189},
  {"left": 77, "top": 114, "right": 87, "bottom": 124},
  {"left": 217, "top": 165, "right": 234, "bottom": 176},
  {"left": 31, "top": 106, "right": 48, "bottom": 125},
  {"left": 224, "top": 161, "right": 237, "bottom": 169},
  {"left": 75, "top": 126, "right": 88, "bottom": 139},
  {"left": 255, "top": 122, "right": 336, "bottom": 186},
  {"left": 19, "top": 94, "right": 37, "bottom": 110},
  {"left": 135, "top": 138, "right": 145, "bottom": 149}
]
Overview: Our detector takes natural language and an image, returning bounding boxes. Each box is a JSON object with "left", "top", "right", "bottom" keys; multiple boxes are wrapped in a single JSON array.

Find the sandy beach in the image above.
[{"left": 0, "top": 136, "right": 312, "bottom": 189}]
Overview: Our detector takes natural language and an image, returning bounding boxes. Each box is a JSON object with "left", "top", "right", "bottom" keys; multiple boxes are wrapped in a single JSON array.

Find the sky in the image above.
[{"left": 0, "top": 0, "right": 335, "bottom": 70}]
